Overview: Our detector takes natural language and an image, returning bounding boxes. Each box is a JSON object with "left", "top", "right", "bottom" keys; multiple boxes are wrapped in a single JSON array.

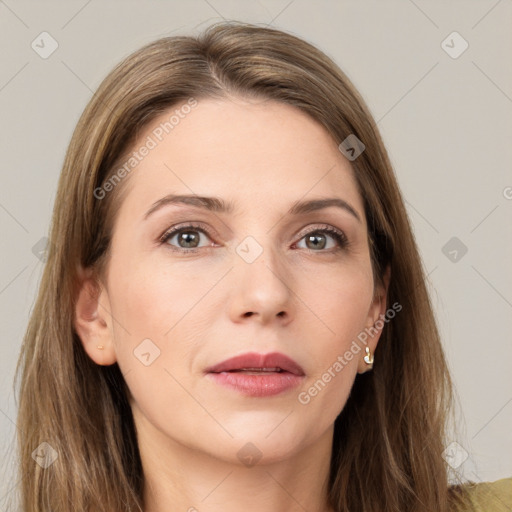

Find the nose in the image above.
[{"left": 227, "top": 243, "right": 294, "bottom": 326}]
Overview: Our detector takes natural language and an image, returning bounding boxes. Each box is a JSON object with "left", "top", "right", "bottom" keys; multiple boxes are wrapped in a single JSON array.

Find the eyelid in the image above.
[
  {"left": 295, "top": 223, "right": 347, "bottom": 241},
  {"left": 158, "top": 221, "right": 214, "bottom": 243}
]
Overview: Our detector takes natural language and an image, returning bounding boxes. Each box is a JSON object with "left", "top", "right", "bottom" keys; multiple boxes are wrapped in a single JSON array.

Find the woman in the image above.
[{"left": 13, "top": 21, "right": 511, "bottom": 512}]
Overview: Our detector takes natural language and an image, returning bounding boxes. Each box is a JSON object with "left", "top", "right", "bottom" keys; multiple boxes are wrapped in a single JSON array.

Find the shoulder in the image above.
[{"left": 454, "top": 477, "right": 512, "bottom": 511}]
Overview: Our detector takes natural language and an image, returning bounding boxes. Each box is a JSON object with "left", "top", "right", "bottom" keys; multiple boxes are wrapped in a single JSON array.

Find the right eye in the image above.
[{"left": 159, "top": 223, "right": 216, "bottom": 253}]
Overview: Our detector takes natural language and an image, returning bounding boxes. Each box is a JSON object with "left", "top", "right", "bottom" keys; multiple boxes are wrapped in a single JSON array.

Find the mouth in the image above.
[
  {"left": 205, "top": 352, "right": 305, "bottom": 397},
  {"left": 205, "top": 351, "right": 305, "bottom": 375},
  {"left": 223, "top": 367, "right": 287, "bottom": 374}
]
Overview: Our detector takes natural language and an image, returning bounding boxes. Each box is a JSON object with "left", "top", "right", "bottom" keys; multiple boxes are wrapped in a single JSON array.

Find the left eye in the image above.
[
  {"left": 295, "top": 228, "right": 348, "bottom": 251},
  {"left": 160, "top": 224, "right": 213, "bottom": 251}
]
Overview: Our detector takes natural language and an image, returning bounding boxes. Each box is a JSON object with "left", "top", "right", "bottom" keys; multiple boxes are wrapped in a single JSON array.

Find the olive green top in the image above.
[{"left": 460, "top": 477, "right": 512, "bottom": 511}]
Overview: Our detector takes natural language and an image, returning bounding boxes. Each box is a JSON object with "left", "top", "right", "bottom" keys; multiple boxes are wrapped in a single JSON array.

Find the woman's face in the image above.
[{"left": 78, "top": 96, "right": 388, "bottom": 465}]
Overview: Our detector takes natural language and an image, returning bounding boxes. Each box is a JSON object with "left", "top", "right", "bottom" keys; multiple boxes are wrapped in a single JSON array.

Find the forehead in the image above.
[{"left": 117, "top": 97, "right": 364, "bottom": 218}]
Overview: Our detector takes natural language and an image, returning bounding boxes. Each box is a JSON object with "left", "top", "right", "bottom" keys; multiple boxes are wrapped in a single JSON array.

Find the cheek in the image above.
[
  {"left": 298, "top": 258, "right": 374, "bottom": 343},
  {"left": 107, "top": 256, "right": 225, "bottom": 382},
  {"left": 106, "top": 261, "right": 211, "bottom": 438},
  {"left": 293, "top": 261, "right": 373, "bottom": 413},
  {"left": 108, "top": 256, "right": 210, "bottom": 337}
]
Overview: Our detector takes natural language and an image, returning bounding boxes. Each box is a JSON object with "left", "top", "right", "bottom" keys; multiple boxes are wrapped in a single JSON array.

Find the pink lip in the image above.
[{"left": 205, "top": 351, "right": 305, "bottom": 397}]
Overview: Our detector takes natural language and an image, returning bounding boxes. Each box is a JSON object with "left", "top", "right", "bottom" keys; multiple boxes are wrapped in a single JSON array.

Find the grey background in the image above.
[{"left": 1, "top": 0, "right": 511, "bottom": 502}]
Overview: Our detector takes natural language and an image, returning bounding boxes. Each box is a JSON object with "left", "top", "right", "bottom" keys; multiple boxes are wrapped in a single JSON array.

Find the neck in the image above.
[{"left": 136, "top": 412, "right": 335, "bottom": 512}]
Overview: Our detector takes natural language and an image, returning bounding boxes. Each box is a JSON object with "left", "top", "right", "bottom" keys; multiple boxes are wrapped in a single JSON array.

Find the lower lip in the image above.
[{"left": 207, "top": 371, "right": 304, "bottom": 397}]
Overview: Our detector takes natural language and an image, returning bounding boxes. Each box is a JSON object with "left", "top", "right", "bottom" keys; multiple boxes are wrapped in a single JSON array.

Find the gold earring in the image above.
[
  {"left": 363, "top": 346, "right": 374, "bottom": 366},
  {"left": 97, "top": 345, "right": 104, "bottom": 350}
]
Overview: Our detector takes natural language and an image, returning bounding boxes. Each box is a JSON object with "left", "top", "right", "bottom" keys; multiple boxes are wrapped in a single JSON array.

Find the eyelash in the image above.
[{"left": 158, "top": 222, "right": 349, "bottom": 255}]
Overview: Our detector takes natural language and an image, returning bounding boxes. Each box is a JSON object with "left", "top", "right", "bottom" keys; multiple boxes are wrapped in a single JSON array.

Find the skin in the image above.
[{"left": 74, "top": 96, "right": 390, "bottom": 512}]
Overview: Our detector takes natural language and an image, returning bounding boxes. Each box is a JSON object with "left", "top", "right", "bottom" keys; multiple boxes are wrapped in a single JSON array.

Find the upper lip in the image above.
[{"left": 205, "top": 351, "right": 305, "bottom": 376}]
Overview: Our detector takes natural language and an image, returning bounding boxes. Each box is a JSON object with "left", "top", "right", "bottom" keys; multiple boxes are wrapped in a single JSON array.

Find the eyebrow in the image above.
[{"left": 143, "top": 194, "right": 362, "bottom": 223}]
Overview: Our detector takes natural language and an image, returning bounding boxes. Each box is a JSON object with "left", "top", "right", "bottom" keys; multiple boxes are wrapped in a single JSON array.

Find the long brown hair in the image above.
[{"left": 12, "top": 21, "right": 469, "bottom": 511}]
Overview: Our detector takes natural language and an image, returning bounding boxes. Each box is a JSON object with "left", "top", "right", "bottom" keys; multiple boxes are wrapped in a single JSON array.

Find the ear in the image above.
[
  {"left": 357, "top": 264, "right": 391, "bottom": 374},
  {"left": 74, "top": 265, "right": 117, "bottom": 366}
]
